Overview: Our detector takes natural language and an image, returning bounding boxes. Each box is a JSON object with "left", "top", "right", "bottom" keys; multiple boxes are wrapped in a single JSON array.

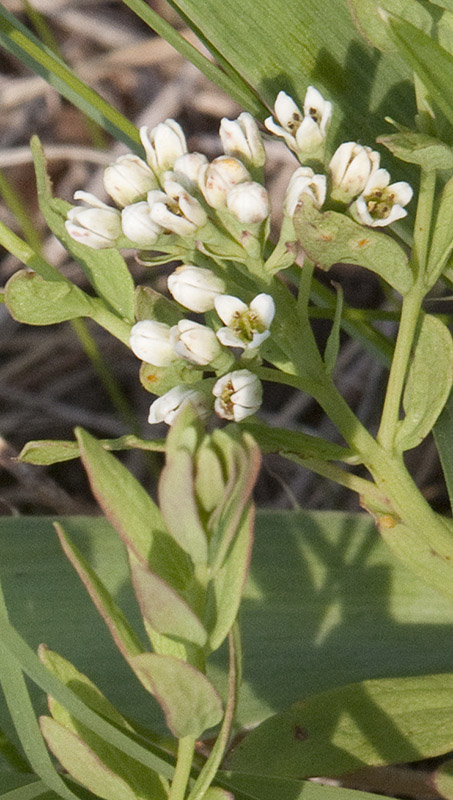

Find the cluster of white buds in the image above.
[{"left": 265, "top": 86, "right": 332, "bottom": 157}]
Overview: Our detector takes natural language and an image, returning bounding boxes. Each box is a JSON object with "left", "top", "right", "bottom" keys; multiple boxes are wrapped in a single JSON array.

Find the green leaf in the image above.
[
  {"left": 5, "top": 271, "right": 90, "bottom": 325},
  {"left": 434, "top": 758, "right": 453, "bottom": 799},
  {"left": 293, "top": 199, "right": 413, "bottom": 296},
  {"left": 75, "top": 428, "right": 192, "bottom": 591},
  {"left": 229, "top": 674, "right": 453, "bottom": 778},
  {"left": 130, "top": 557, "right": 208, "bottom": 647},
  {"left": 348, "top": 0, "right": 434, "bottom": 52},
  {"left": 139, "top": 360, "right": 201, "bottom": 397},
  {"left": 384, "top": 11, "right": 453, "bottom": 131},
  {"left": 18, "top": 435, "right": 165, "bottom": 466},
  {"left": 31, "top": 137, "right": 135, "bottom": 324},
  {"left": 395, "top": 314, "right": 453, "bottom": 451},
  {"left": 427, "top": 176, "right": 453, "bottom": 287},
  {"left": 223, "top": 772, "right": 397, "bottom": 800},
  {"left": 0, "top": 776, "right": 59, "bottom": 800},
  {"left": 324, "top": 282, "right": 344, "bottom": 376},
  {"left": 40, "top": 717, "right": 137, "bottom": 800},
  {"left": 131, "top": 654, "right": 223, "bottom": 738},
  {"left": 241, "top": 420, "right": 355, "bottom": 462},
  {"left": 433, "top": 389, "right": 453, "bottom": 512},
  {"left": 203, "top": 790, "right": 233, "bottom": 800},
  {"left": 134, "top": 286, "right": 183, "bottom": 326},
  {"left": 0, "top": 7, "right": 140, "bottom": 152},
  {"left": 377, "top": 130, "right": 453, "bottom": 171}
]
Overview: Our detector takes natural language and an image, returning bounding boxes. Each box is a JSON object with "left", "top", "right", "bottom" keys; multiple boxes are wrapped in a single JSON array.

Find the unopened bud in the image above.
[
  {"left": 219, "top": 112, "right": 266, "bottom": 168},
  {"left": 129, "top": 320, "right": 177, "bottom": 366},
  {"left": 65, "top": 191, "right": 121, "bottom": 249},
  {"left": 226, "top": 181, "right": 270, "bottom": 224},
  {"left": 140, "top": 119, "right": 187, "bottom": 175},
  {"left": 167, "top": 265, "right": 226, "bottom": 312},
  {"left": 103, "top": 154, "right": 158, "bottom": 207}
]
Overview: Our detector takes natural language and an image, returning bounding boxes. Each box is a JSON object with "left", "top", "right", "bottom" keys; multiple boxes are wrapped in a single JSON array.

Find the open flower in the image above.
[
  {"left": 148, "top": 181, "right": 207, "bottom": 237},
  {"left": 121, "top": 201, "right": 163, "bottom": 245},
  {"left": 140, "top": 119, "right": 187, "bottom": 175},
  {"left": 329, "top": 142, "right": 380, "bottom": 203},
  {"left": 129, "top": 320, "right": 177, "bottom": 366},
  {"left": 284, "top": 167, "right": 326, "bottom": 216},
  {"left": 226, "top": 181, "right": 270, "bottom": 225},
  {"left": 103, "top": 154, "right": 158, "bottom": 207},
  {"left": 215, "top": 293, "right": 275, "bottom": 351},
  {"left": 170, "top": 319, "right": 221, "bottom": 365},
  {"left": 198, "top": 156, "right": 250, "bottom": 208},
  {"left": 65, "top": 191, "right": 121, "bottom": 249},
  {"left": 350, "top": 169, "right": 413, "bottom": 227},
  {"left": 219, "top": 112, "right": 266, "bottom": 168},
  {"left": 167, "top": 265, "right": 226, "bottom": 312},
  {"left": 148, "top": 385, "right": 211, "bottom": 425},
  {"left": 265, "top": 87, "right": 331, "bottom": 155},
  {"left": 213, "top": 369, "right": 262, "bottom": 421}
]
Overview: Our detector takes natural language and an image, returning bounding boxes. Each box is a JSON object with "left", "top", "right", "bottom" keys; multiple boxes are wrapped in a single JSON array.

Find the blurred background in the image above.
[{"left": 0, "top": 0, "right": 448, "bottom": 517}]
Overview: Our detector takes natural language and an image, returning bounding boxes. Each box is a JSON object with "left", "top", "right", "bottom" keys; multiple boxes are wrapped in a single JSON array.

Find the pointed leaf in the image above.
[
  {"left": 5, "top": 270, "right": 90, "bottom": 325},
  {"left": 229, "top": 674, "right": 453, "bottom": 779},
  {"left": 31, "top": 137, "right": 135, "bottom": 323},
  {"left": 75, "top": 428, "right": 192, "bottom": 590},
  {"left": 293, "top": 199, "right": 413, "bottom": 296},
  {"left": 348, "top": 0, "right": 434, "bottom": 52},
  {"left": 384, "top": 12, "right": 453, "bottom": 130},
  {"left": 395, "top": 314, "right": 453, "bottom": 451},
  {"left": 130, "top": 557, "right": 207, "bottom": 647},
  {"left": 131, "top": 654, "right": 223, "bottom": 738},
  {"left": 18, "top": 435, "right": 165, "bottom": 466}
]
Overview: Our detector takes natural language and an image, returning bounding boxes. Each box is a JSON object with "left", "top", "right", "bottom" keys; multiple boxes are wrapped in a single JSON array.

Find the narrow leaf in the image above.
[
  {"left": 131, "top": 653, "right": 223, "bottom": 738},
  {"left": 18, "top": 435, "right": 165, "bottom": 466},
  {"left": 348, "top": 0, "right": 434, "bottom": 52},
  {"left": 384, "top": 11, "right": 453, "bottom": 130},
  {"left": 324, "top": 282, "right": 344, "bottom": 376},
  {"left": 0, "top": 7, "right": 140, "bottom": 151},
  {"left": 427, "top": 176, "right": 453, "bottom": 287},
  {"left": 130, "top": 557, "right": 207, "bottom": 647},
  {"left": 395, "top": 314, "right": 453, "bottom": 451},
  {"left": 229, "top": 674, "right": 453, "bottom": 778},
  {"left": 293, "top": 199, "right": 413, "bottom": 296},
  {"left": 75, "top": 428, "right": 192, "bottom": 590}
]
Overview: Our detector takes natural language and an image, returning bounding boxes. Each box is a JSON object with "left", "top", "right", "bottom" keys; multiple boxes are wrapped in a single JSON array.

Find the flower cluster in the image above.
[{"left": 65, "top": 87, "right": 413, "bottom": 428}]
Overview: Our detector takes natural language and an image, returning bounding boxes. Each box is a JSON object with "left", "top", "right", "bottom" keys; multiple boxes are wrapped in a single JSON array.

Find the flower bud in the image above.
[
  {"left": 350, "top": 169, "right": 413, "bottom": 227},
  {"left": 129, "top": 320, "right": 177, "bottom": 366},
  {"left": 170, "top": 319, "right": 221, "bottom": 365},
  {"left": 167, "top": 265, "right": 226, "bottom": 312},
  {"left": 265, "top": 87, "right": 332, "bottom": 155},
  {"left": 329, "top": 142, "right": 380, "bottom": 203},
  {"left": 173, "top": 152, "right": 209, "bottom": 189},
  {"left": 219, "top": 112, "right": 266, "bottom": 168},
  {"left": 226, "top": 181, "right": 270, "bottom": 224},
  {"left": 140, "top": 119, "right": 187, "bottom": 175},
  {"left": 213, "top": 369, "right": 262, "bottom": 421},
  {"left": 103, "top": 154, "right": 158, "bottom": 207},
  {"left": 65, "top": 191, "right": 121, "bottom": 249},
  {"left": 284, "top": 167, "right": 326, "bottom": 216},
  {"left": 148, "top": 183, "right": 207, "bottom": 237},
  {"left": 121, "top": 201, "right": 163, "bottom": 246},
  {"left": 148, "top": 385, "right": 211, "bottom": 425},
  {"left": 198, "top": 156, "right": 250, "bottom": 208},
  {"left": 215, "top": 293, "right": 274, "bottom": 351}
]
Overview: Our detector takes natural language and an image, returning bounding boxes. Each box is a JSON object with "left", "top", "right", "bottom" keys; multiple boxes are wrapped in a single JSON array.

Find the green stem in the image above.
[
  {"left": 169, "top": 736, "right": 196, "bottom": 800},
  {"left": 86, "top": 298, "right": 131, "bottom": 346}
]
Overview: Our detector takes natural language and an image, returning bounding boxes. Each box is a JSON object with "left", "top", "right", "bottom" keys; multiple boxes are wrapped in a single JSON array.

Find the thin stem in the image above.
[
  {"left": 411, "top": 170, "right": 436, "bottom": 280},
  {"left": 169, "top": 736, "right": 196, "bottom": 800},
  {"left": 284, "top": 453, "right": 391, "bottom": 508}
]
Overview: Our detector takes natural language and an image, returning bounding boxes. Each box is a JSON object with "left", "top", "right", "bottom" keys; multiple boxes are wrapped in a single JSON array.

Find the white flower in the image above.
[
  {"left": 65, "top": 191, "right": 121, "bottom": 249},
  {"left": 226, "top": 181, "right": 270, "bottom": 224},
  {"left": 172, "top": 152, "right": 209, "bottom": 189},
  {"left": 213, "top": 369, "right": 262, "bottom": 421},
  {"left": 103, "top": 154, "right": 158, "bottom": 207},
  {"left": 265, "top": 87, "right": 331, "bottom": 155},
  {"left": 284, "top": 167, "right": 327, "bottom": 216},
  {"left": 140, "top": 119, "right": 187, "bottom": 175},
  {"left": 129, "top": 320, "right": 177, "bottom": 366},
  {"left": 148, "top": 181, "right": 207, "bottom": 237},
  {"left": 329, "top": 142, "right": 380, "bottom": 203},
  {"left": 215, "top": 293, "right": 275, "bottom": 351},
  {"left": 148, "top": 385, "right": 211, "bottom": 425},
  {"left": 198, "top": 156, "right": 250, "bottom": 208},
  {"left": 170, "top": 319, "right": 221, "bottom": 365},
  {"left": 219, "top": 112, "right": 266, "bottom": 167},
  {"left": 350, "top": 169, "right": 413, "bottom": 227},
  {"left": 167, "top": 265, "right": 226, "bottom": 312},
  {"left": 121, "top": 201, "right": 164, "bottom": 245}
]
